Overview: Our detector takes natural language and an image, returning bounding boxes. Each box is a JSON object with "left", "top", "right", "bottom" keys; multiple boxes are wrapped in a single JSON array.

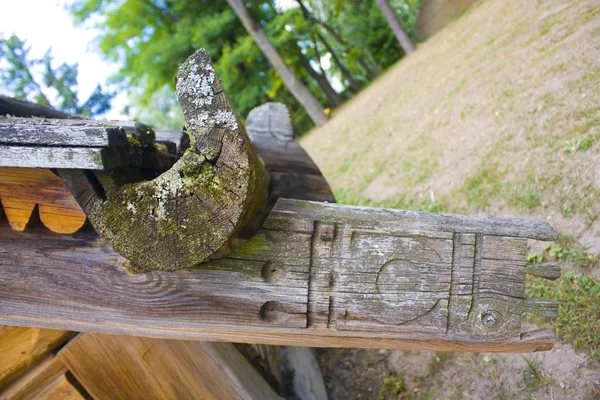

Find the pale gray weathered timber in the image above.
[
  {"left": 525, "top": 298, "right": 559, "bottom": 318},
  {"left": 0, "top": 117, "right": 129, "bottom": 147},
  {"left": 0, "top": 198, "right": 558, "bottom": 352},
  {"left": 0, "top": 145, "right": 123, "bottom": 170},
  {"left": 0, "top": 117, "right": 178, "bottom": 170},
  {"left": 246, "top": 103, "right": 335, "bottom": 205},
  {"left": 247, "top": 103, "right": 295, "bottom": 140},
  {"left": 524, "top": 262, "right": 561, "bottom": 280},
  {"left": 246, "top": 102, "right": 330, "bottom": 400}
]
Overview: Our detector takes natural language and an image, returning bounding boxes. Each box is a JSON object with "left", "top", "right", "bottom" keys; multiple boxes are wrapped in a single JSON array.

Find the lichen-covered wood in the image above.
[
  {"left": 60, "top": 49, "right": 269, "bottom": 270},
  {"left": 0, "top": 199, "right": 558, "bottom": 352}
]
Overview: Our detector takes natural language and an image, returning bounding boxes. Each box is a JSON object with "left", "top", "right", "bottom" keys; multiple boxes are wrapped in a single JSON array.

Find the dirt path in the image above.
[{"left": 301, "top": 0, "right": 600, "bottom": 398}]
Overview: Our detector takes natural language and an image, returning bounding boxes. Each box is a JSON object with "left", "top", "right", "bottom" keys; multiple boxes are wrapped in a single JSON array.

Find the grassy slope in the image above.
[
  {"left": 301, "top": 0, "right": 600, "bottom": 394},
  {"left": 301, "top": 0, "right": 600, "bottom": 255}
]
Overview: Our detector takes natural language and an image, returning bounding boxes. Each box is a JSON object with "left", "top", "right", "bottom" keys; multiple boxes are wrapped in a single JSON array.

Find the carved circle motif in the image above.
[{"left": 366, "top": 259, "right": 441, "bottom": 325}]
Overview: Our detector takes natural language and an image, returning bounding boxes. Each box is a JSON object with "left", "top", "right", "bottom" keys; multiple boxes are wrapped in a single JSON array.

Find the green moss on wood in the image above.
[
  {"left": 233, "top": 234, "right": 268, "bottom": 258},
  {"left": 75, "top": 50, "right": 270, "bottom": 271}
]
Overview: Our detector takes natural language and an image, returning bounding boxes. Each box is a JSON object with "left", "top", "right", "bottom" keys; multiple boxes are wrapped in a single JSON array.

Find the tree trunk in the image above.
[
  {"left": 296, "top": 0, "right": 375, "bottom": 88},
  {"left": 316, "top": 32, "right": 362, "bottom": 93},
  {"left": 298, "top": 52, "right": 343, "bottom": 108},
  {"left": 359, "top": 55, "right": 381, "bottom": 80},
  {"left": 374, "top": 0, "right": 416, "bottom": 54},
  {"left": 225, "top": 0, "right": 328, "bottom": 126}
]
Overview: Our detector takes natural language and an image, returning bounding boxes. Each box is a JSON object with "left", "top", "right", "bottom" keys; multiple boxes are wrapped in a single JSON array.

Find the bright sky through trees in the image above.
[
  {"left": 0, "top": 0, "right": 296, "bottom": 119},
  {"left": 0, "top": 0, "right": 126, "bottom": 119}
]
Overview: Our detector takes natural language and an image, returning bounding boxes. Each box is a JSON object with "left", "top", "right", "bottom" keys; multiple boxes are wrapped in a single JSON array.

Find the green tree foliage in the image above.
[
  {"left": 0, "top": 34, "right": 113, "bottom": 117},
  {"left": 70, "top": 0, "right": 419, "bottom": 133},
  {"left": 306, "top": 0, "right": 420, "bottom": 69}
]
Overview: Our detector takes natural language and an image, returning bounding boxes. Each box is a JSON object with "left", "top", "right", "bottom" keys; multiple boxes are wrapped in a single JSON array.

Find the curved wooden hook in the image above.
[{"left": 61, "top": 50, "right": 269, "bottom": 271}]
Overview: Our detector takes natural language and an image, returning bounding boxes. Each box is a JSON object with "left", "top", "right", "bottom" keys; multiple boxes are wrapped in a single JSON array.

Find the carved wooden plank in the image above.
[
  {"left": 0, "top": 327, "right": 74, "bottom": 390},
  {"left": 58, "top": 333, "right": 281, "bottom": 400},
  {"left": 0, "top": 168, "right": 86, "bottom": 233},
  {"left": 0, "top": 198, "right": 557, "bottom": 352}
]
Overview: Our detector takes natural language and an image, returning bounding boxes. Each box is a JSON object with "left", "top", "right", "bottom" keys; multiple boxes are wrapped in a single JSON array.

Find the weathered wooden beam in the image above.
[
  {"left": 0, "top": 117, "right": 177, "bottom": 170},
  {"left": 0, "top": 117, "right": 130, "bottom": 147},
  {"left": 245, "top": 102, "right": 330, "bottom": 399},
  {"left": 525, "top": 298, "right": 559, "bottom": 318},
  {"left": 0, "top": 198, "right": 558, "bottom": 352},
  {"left": 280, "top": 347, "right": 328, "bottom": 400},
  {"left": 0, "top": 144, "right": 125, "bottom": 170},
  {"left": 246, "top": 103, "right": 335, "bottom": 205},
  {"left": 524, "top": 262, "right": 561, "bottom": 280},
  {"left": 0, "top": 95, "right": 74, "bottom": 119},
  {"left": 56, "top": 50, "right": 270, "bottom": 271}
]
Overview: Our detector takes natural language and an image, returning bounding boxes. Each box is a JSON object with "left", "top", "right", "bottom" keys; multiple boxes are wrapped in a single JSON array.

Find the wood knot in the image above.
[{"left": 481, "top": 310, "right": 502, "bottom": 329}]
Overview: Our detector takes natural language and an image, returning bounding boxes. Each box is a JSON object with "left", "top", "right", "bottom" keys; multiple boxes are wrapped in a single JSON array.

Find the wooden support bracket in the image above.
[{"left": 0, "top": 50, "right": 560, "bottom": 353}]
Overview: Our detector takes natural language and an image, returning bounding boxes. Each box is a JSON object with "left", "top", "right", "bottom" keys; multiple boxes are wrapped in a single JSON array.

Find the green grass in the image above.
[
  {"left": 527, "top": 234, "right": 599, "bottom": 268},
  {"left": 580, "top": 6, "right": 600, "bottom": 23},
  {"left": 565, "top": 133, "right": 597, "bottom": 154},
  {"left": 379, "top": 375, "right": 407, "bottom": 399},
  {"left": 378, "top": 374, "right": 436, "bottom": 400},
  {"left": 526, "top": 273, "right": 600, "bottom": 363},
  {"left": 509, "top": 187, "right": 542, "bottom": 210},
  {"left": 460, "top": 163, "right": 504, "bottom": 208},
  {"left": 427, "top": 353, "right": 453, "bottom": 377},
  {"left": 521, "top": 357, "right": 552, "bottom": 390}
]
